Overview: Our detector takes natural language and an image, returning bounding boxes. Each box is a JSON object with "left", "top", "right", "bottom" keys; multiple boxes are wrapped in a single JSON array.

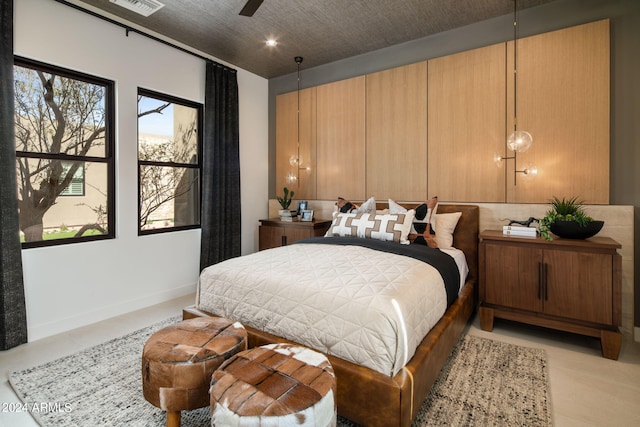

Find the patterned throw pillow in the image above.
[
  {"left": 325, "top": 210, "right": 415, "bottom": 244},
  {"left": 389, "top": 197, "right": 438, "bottom": 235}
]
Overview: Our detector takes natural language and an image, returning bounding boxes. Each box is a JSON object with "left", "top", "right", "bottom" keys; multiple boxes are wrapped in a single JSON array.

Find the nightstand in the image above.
[
  {"left": 258, "top": 219, "right": 332, "bottom": 251},
  {"left": 479, "top": 230, "right": 622, "bottom": 359}
]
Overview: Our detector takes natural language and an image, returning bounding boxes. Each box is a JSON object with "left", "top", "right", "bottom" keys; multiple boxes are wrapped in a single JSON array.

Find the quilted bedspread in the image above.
[{"left": 196, "top": 238, "right": 460, "bottom": 376}]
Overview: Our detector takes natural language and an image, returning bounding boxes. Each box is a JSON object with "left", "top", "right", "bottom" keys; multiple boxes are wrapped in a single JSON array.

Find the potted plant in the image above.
[
  {"left": 538, "top": 196, "right": 604, "bottom": 241},
  {"left": 276, "top": 187, "right": 295, "bottom": 220}
]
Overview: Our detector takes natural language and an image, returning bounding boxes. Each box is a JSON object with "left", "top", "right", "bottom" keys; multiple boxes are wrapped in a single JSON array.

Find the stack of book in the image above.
[{"left": 502, "top": 225, "right": 538, "bottom": 237}]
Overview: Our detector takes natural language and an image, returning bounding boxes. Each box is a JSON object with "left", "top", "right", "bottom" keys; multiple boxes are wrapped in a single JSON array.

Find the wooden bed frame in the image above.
[{"left": 183, "top": 204, "right": 479, "bottom": 427}]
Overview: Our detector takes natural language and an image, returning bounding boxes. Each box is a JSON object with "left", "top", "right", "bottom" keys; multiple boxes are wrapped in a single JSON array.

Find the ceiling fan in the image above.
[{"left": 239, "top": 0, "right": 264, "bottom": 17}]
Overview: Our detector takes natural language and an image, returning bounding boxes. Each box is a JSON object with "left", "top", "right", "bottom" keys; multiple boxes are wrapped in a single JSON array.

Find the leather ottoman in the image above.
[
  {"left": 210, "top": 343, "right": 337, "bottom": 427},
  {"left": 142, "top": 317, "right": 247, "bottom": 427}
]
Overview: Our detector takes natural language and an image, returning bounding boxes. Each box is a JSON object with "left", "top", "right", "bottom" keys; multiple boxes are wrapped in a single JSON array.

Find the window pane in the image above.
[
  {"left": 14, "top": 57, "right": 114, "bottom": 248},
  {"left": 140, "top": 165, "right": 200, "bottom": 230},
  {"left": 138, "top": 96, "right": 198, "bottom": 164},
  {"left": 60, "top": 161, "right": 85, "bottom": 196},
  {"left": 14, "top": 65, "right": 107, "bottom": 158},
  {"left": 17, "top": 158, "right": 109, "bottom": 243},
  {"left": 137, "top": 89, "right": 202, "bottom": 235}
]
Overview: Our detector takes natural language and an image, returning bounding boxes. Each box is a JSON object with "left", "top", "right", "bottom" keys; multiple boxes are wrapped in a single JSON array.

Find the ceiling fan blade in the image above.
[{"left": 239, "top": 0, "right": 264, "bottom": 17}]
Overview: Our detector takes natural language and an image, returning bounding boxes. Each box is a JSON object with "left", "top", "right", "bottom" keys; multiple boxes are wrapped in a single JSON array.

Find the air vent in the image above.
[{"left": 109, "top": 0, "right": 165, "bottom": 17}]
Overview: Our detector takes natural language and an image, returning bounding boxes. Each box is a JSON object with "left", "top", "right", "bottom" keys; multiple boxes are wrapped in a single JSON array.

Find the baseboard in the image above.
[
  {"left": 635, "top": 327, "right": 640, "bottom": 343},
  {"left": 27, "top": 283, "right": 196, "bottom": 342}
]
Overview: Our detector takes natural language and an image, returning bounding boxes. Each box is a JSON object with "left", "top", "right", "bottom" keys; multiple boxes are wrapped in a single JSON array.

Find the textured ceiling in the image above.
[{"left": 72, "top": 0, "right": 558, "bottom": 79}]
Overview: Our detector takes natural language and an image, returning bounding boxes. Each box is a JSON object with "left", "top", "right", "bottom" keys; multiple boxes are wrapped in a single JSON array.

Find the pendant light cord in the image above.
[
  {"left": 295, "top": 56, "right": 303, "bottom": 185},
  {"left": 513, "top": 0, "right": 519, "bottom": 133}
]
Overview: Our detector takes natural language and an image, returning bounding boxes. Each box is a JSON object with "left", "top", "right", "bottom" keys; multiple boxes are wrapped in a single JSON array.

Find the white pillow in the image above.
[
  {"left": 326, "top": 210, "right": 415, "bottom": 244},
  {"left": 433, "top": 212, "right": 462, "bottom": 249},
  {"left": 388, "top": 198, "right": 406, "bottom": 214},
  {"left": 357, "top": 196, "right": 376, "bottom": 214}
]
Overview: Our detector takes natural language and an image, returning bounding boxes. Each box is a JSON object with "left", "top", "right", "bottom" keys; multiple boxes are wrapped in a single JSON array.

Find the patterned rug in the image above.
[{"left": 9, "top": 317, "right": 551, "bottom": 426}]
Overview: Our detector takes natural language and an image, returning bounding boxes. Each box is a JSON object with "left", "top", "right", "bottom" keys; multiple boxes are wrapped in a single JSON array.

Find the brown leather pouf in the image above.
[
  {"left": 142, "top": 317, "right": 247, "bottom": 427},
  {"left": 210, "top": 343, "right": 337, "bottom": 427}
]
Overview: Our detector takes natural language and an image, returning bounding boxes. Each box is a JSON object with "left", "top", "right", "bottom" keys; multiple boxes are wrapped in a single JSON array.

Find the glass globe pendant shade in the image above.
[
  {"left": 507, "top": 130, "right": 533, "bottom": 153},
  {"left": 289, "top": 154, "right": 303, "bottom": 166},
  {"left": 522, "top": 162, "right": 538, "bottom": 178},
  {"left": 525, "top": 163, "right": 538, "bottom": 176},
  {"left": 285, "top": 171, "right": 297, "bottom": 184}
]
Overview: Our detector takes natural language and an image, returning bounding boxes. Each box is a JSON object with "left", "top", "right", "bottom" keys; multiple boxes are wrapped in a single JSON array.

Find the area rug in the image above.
[{"left": 9, "top": 317, "right": 551, "bottom": 426}]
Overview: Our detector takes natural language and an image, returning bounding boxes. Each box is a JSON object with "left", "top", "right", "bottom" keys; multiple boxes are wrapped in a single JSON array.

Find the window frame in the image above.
[
  {"left": 14, "top": 56, "right": 115, "bottom": 249},
  {"left": 137, "top": 88, "right": 203, "bottom": 236}
]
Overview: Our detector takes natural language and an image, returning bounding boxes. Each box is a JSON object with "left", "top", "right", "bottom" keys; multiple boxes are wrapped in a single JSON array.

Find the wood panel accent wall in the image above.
[
  {"left": 506, "top": 19, "right": 610, "bottom": 203},
  {"left": 316, "top": 76, "right": 366, "bottom": 200},
  {"left": 275, "top": 20, "right": 610, "bottom": 204},
  {"left": 366, "top": 61, "right": 428, "bottom": 201},
  {"left": 275, "top": 87, "right": 317, "bottom": 200},
  {"left": 427, "top": 43, "right": 507, "bottom": 202}
]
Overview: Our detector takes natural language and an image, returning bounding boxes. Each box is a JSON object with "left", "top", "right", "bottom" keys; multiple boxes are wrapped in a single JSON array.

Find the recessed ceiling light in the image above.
[{"left": 266, "top": 39, "right": 277, "bottom": 47}]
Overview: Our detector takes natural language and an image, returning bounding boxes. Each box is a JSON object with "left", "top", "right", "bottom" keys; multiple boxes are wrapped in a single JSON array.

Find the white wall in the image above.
[{"left": 14, "top": 0, "right": 269, "bottom": 341}]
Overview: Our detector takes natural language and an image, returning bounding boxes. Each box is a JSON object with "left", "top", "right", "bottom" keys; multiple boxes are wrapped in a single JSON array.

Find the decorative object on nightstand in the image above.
[
  {"left": 502, "top": 217, "right": 538, "bottom": 237},
  {"left": 479, "top": 229, "right": 622, "bottom": 360},
  {"left": 276, "top": 186, "right": 296, "bottom": 221},
  {"left": 297, "top": 200, "right": 308, "bottom": 217},
  {"left": 300, "top": 209, "right": 314, "bottom": 221},
  {"left": 538, "top": 196, "right": 604, "bottom": 240},
  {"left": 502, "top": 225, "right": 537, "bottom": 237}
]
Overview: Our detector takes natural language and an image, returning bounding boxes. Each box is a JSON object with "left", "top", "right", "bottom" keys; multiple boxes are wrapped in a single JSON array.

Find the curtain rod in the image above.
[{"left": 54, "top": 0, "right": 236, "bottom": 73}]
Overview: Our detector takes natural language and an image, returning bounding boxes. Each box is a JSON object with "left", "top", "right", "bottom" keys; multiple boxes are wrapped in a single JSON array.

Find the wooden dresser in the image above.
[
  {"left": 478, "top": 230, "right": 622, "bottom": 359},
  {"left": 258, "top": 219, "right": 332, "bottom": 251}
]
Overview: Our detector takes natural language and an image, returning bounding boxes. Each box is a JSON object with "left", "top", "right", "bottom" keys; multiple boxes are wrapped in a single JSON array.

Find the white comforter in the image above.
[{"left": 197, "top": 242, "right": 456, "bottom": 376}]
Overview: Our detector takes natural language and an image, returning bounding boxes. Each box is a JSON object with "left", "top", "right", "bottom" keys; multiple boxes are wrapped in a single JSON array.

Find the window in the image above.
[
  {"left": 14, "top": 57, "right": 115, "bottom": 248},
  {"left": 137, "top": 89, "right": 202, "bottom": 234},
  {"left": 59, "top": 161, "right": 85, "bottom": 196}
]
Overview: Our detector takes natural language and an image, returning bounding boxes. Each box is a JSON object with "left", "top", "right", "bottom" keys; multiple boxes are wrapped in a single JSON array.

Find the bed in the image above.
[{"left": 184, "top": 203, "right": 479, "bottom": 427}]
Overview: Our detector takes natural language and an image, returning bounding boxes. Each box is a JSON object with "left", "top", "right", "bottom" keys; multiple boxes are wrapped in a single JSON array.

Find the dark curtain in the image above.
[
  {"left": 199, "top": 62, "right": 241, "bottom": 271},
  {"left": 0, "top": 0, "right": 28, "bottom": 350}
]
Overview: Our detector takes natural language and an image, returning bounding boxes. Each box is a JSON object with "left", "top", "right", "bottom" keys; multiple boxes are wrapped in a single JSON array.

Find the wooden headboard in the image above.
[{"left": 374, "top": 202, "right": 480, "bottom": 284}]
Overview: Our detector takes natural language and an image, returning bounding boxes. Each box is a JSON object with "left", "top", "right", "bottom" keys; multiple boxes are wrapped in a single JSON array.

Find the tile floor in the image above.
[{"left": 1, "top": 294, "right": 639, "bottom": 426}]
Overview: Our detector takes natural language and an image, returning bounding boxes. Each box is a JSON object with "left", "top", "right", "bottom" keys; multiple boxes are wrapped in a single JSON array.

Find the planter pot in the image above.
[{"left": 549, "top": 220, "right": 604, "bottom": 239}]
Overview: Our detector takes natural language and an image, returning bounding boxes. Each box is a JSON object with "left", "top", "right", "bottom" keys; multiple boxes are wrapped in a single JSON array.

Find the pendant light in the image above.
[
  {"left": 286, "top": 56, "right": 307, "bottom": 185},
  {"left": 495, "top": 0, "right": 537, "bottom": 184}
]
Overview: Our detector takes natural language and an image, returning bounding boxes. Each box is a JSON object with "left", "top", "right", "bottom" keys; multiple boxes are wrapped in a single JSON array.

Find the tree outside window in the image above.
[
  {"left": 14, "top": 57, "right": 114, "bottom": 248},
  {"left": 137, "top": 89, "right": 202, "bottom": 234}
]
